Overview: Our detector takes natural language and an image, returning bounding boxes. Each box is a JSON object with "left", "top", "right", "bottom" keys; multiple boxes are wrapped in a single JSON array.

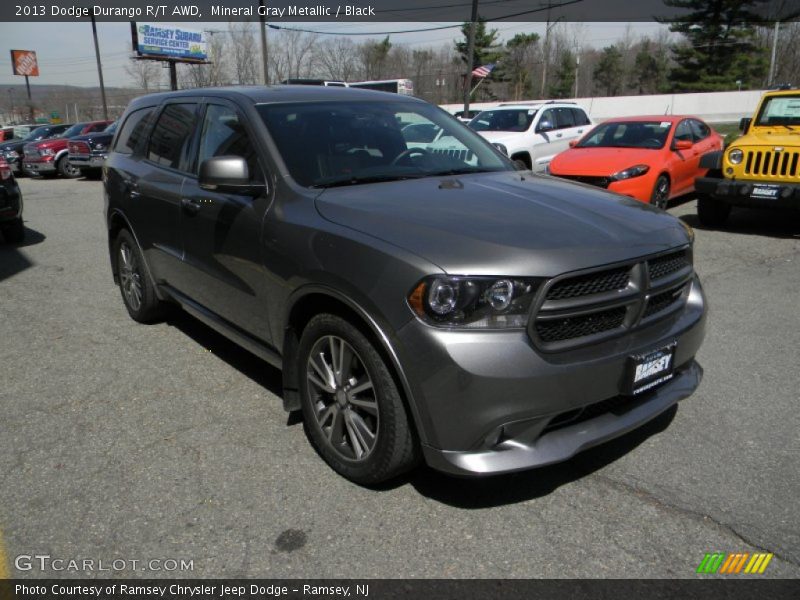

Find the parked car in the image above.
[
  {"left": 68, "top": 121, "right": 117, "bottom": 178},
  {"left": 452, "top": 109, "right": 480, "bottom": 123},
  {"left": 0, "top": 127, "right": 16, "bottom": 142},
  {"left": 695, "top": 88, "right": 800, "bottom": 226},
  {"left": 105, "top": 87, "right": 705, "bottom": 484},
  {"left": 549, "top": 115, "right": 724, "bottom": 208},
  {"left": 0, "top": 124, "right": 72, "bottom": 175},
  {"left": 0, "top": 156, "right": 24, "bottom": 243},
  {"left": 468, "top": 102, "right": 593, "bottom": 172},
  {"left": 23, "top": 120, "right": 112, "bottom": 178}
]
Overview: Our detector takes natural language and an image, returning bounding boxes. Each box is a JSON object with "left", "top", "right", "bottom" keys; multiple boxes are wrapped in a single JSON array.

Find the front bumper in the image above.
[
  {"left": 23, "top": 160, "right": 56, "bottom": 175},
  {"left": 69, "top": 154, "right": 106, "bottom": 169},
  {"left": 696, "top": 176, "right": 800, "bottom": 209},
  {"left": 0, "top": 181, "right": 23, "bottom": 222},
  {"left": 396, "top": 275, "right": 706, "bottom": 476}
]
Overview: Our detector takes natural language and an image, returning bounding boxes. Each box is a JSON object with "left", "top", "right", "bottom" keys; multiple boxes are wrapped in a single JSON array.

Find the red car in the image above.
[
  {"left": 23, "top": 120, "right": 112, "bottom": 178},
  {"left": 548, "top": 115, "right": 723, "bottom": 208}
]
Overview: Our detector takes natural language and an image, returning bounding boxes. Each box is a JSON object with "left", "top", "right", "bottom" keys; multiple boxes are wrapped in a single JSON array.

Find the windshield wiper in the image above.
[
  {"left": 311, "top": 174, "right": 423, "bottom": 188},
  {"left": 423, "top": 167, "right": 498, "bottom": 177}
]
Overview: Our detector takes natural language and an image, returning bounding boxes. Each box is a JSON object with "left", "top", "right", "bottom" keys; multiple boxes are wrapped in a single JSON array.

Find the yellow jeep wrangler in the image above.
[{"left": 695, "top": 89, "right": 800, "bottom": 226}]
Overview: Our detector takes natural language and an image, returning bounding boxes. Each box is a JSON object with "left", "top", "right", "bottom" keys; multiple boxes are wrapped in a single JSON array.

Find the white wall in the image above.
[{"left": 442, "top": 90, "right": 766, "bottom": 124}]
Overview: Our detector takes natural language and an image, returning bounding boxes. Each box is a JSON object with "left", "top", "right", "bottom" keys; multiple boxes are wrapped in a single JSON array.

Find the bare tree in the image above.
[
  {"left": 124, "top": 58, "right": 163, "bottom": 92},
  {"left": 312, "top": 38, "right": 359, "bottom": 81},
  {"left": 229, "top": 22, "right": 259, "bottom": 84}
]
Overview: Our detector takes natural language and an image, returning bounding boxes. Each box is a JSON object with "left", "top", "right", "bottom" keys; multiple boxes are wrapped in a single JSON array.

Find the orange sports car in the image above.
[{"left": 548, "top": 115, "right": 724, "bottom": 208}]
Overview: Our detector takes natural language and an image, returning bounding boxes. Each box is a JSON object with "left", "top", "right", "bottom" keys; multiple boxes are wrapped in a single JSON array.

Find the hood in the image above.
[
  {"left": 0, "top": 139, "right": 29, "bottom": 153},
  {"left": 69, "top": 131, "right": 114, "bottom": 146},
  {"left": 31, "top": 138, "right": 67, "bottom": 150},
  {"left": 314, "top": 171, "right": 689, "bottom": 277},
  {"left": 473, "top": 130, "right": 526, "bottom": 145},
  {"left": 733, "top": 129, "right": 800, "bottom": 147},
  {"left": 550, "top": 147, "right": 660, "bottom": 177}
]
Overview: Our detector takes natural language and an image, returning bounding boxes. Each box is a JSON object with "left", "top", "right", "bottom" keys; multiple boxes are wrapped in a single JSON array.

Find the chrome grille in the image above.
[
  {"left": 530, "top": 247, "right": 693, "bottom": 351},
  {"left": 69, "top": 141, "right": 91, "bottom": 155},
  {"left": 558, "top": 175, "right": 612, "bottom": 189},
  {"left": 744, "top": 150, "right": 800, "bottom": 178}
]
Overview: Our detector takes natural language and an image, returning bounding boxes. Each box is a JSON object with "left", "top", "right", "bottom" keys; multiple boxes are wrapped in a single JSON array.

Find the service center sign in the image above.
[
  {"left": 135, "top": 23, "right": 208, "bottom": 61},
  {"left": 10, "top": 50, "right": 39, "bottom": 76}
]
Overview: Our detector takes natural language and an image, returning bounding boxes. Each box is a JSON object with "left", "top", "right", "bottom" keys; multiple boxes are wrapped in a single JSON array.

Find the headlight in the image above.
[
  {"left": 611, "top": 164, "right": 649, "bottom": 181},
  {"left": 5, "top": 151, "right": 18, "bottom": 159},
  {"left": 41, "top": 148, "right": 55, "bottom": 156},
  {"left": 94, "top": 143, "right": 106, "bottom": 151},
  {"left": 408, "top": 276, "right": 540, "bottom": 329},
  {"left": 728, "top": 148, "right": 743, "bottom": 164}
]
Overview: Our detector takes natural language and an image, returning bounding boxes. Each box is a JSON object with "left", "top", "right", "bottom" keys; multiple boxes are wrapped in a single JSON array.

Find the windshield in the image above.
[
  {"left": 23, "top": 127, "right": 50, "bottom": 142},
  {"left": 104, "top": 121, "right": 118, "bottom": 134},
  {"left": 576, "top": 121, "right": 673, "bottom": 149},
  {"left": 257, "top": 101, "right": 512, "bottom": 187},
  {"left": 59, "top": 124, "right": 85, "bottom": 138},
  {"left": 755, "top": 95, "right": 800, "bottom": 127},
  {"left": 468, "top": 109, "right": 537, "bottom": 132}
]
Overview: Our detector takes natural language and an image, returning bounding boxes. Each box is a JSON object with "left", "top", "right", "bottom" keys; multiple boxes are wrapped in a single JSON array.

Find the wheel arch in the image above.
[
  {"left": 510, "top": 150, "right": 532, "bottom": 169},
  {"left": 281, "top": 286, "right": 428, "bottom": 445}
]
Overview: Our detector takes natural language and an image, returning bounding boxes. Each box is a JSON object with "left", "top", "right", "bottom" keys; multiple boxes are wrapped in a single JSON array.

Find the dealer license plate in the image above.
[
  {"left": 624, "top": 343, "right": 676, "bottom": 395},
  {"left": 751, "top": 184, "right": 780, "bottom": 199}
]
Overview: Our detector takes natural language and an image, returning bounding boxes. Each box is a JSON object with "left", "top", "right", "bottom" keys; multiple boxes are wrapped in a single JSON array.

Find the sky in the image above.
[{"left": 0, "top": 21, "right": 670, "bottom": 88}]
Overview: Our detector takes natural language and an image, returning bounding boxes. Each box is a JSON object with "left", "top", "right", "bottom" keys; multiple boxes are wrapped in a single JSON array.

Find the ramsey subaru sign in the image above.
[{"left": 134, "top": 23, "right": 208, "bottom": 61}]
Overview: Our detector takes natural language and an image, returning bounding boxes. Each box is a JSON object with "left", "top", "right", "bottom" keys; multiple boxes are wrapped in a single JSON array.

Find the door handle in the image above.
[
  {"left": 577, "top": 129, "right": 583, "bottom": 133},
  {"left": 555, "top": 133, "right": 563, "bottom": 138},
  {"left": 181, "top": 197, "right": 202, "bottom": 214}
]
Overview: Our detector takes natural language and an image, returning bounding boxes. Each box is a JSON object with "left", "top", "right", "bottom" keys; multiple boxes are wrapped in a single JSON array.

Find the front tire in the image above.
[
  {"left": 57, "top": 156, "right": 81, "bottom": 179},
  {"left": 1, "top": 218, "right": 25, "bottom": 244},
  {"left": 113, "top": 229, "right": 165, "bottom": 323},
  {"left": 650, "top": 175, "right": 670, "bottom": 210},
  {"left": 298, "top": 313, "right": 419, "bottom": 484},
  {"left": 697, "top": 194, "right": 731, "bottom": 227}
]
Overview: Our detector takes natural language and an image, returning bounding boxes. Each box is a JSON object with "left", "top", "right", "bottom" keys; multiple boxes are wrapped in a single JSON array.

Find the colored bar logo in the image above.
[{"left": 697, "top": 552, "right": 773, "bottom": 574}]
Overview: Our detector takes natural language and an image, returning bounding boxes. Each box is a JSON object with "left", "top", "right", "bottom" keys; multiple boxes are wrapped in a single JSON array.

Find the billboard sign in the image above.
[
  {"left": 134, "top": 23, "right": 208, "bottom": 61},
  {"left": 10, "top": 50, "right": 39, "bottom": 76}
]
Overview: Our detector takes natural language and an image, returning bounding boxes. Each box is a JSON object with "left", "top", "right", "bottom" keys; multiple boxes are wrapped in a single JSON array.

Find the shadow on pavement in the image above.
[
  {"left": 0, "top": 225, "right": 46, "bottom": 283},
  {"left": 681, "top": 207, "right": 800, "bottom": 240},
  {"left": 164, "top": 310, "right": 284, "bottom": 399}
]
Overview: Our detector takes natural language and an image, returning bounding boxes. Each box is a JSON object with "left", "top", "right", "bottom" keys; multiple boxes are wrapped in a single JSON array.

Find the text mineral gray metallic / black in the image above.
[{"left": 103, "top": 85, "right": 706, "bottom": 484}]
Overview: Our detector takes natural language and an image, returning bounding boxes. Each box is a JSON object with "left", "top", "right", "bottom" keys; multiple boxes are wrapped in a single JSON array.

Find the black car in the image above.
[
  {"left": 0, "top": 124, "right": 71, "bottom": 175},
  {"left": 104, "top": 86, "right": 705, "bottom": 484},
  {"left": 0, "top": 156, "right": 24, "bottom": 243},
  {"left": 68, "top": 121, "right": 117, "bottom": 178}
]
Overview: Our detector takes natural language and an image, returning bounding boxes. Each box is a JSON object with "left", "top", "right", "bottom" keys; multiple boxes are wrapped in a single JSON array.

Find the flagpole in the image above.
[{"left": 469, "top": 76, "right": 488, "bottom": 97}]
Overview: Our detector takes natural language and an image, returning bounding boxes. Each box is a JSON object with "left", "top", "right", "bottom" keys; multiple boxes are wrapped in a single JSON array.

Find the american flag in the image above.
[{"left": 471, "top": 63, "right": 495, "bottom": 78}]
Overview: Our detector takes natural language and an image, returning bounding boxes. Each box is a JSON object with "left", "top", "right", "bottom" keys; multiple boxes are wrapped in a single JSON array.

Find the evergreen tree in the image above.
[
  {"left": 549, "top": 49, "right": 576, "bottom": 98},
  {"left": 630, "top": 39, "right": 670, "bottom": 94},
  {"left": 594, "top": 46, "right": 624, "bottom": 96},
  {"left": 496, "top": 33, "right": 539, "bottom": 100},
  {"left": 664, "top": 0, "right": 768, "bottom": 91}
]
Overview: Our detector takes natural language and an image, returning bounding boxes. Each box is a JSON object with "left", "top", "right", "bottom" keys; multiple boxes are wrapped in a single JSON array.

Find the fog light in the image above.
[{"left": 726, "top": 167, "right": 734, "bottom": 175}]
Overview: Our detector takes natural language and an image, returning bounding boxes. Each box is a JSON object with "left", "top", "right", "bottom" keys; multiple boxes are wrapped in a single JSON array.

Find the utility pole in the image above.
[
  {"left": 574, "top": 54, "right": 580, "bottom": 98},
  {"left": 540, "top": 5, "right": 551, "bottom": 97},
  {"left": 90, "top": 14, "right": 109, "bottom": 120},
  {"left": 259, "top": 0, "right": 269, "bottom": 85},
  {"left": 767, "top": 21, "right": 780, "bottom": 87},
  {"left": 462, "top": 0, "right": 479, "bottom": 116}
]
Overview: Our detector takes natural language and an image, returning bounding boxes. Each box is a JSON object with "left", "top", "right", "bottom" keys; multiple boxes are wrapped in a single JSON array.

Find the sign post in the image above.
[{"left": 10, "top": 49, "right": 39, "bottom": 122}]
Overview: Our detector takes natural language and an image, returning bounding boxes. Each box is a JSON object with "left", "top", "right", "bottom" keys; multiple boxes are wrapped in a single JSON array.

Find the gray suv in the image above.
[{"left": 104, "top": 86, "right": 706, "bottom": 484}]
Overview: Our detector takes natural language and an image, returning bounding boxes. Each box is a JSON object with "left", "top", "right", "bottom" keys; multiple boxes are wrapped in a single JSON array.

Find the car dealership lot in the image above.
[{"left": 1, "top": 177, "right": 798, "bottom": 578}]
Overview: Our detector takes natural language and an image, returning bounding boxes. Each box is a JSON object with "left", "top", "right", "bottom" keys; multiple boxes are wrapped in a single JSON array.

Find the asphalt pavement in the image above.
[{"left": 1, "top": 176, "right": 798, "bottom": 579}]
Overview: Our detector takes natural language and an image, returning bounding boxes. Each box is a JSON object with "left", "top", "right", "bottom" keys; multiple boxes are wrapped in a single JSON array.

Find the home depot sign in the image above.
[{"left": 10, "top": 50, "right": 39, "bottom": 77}]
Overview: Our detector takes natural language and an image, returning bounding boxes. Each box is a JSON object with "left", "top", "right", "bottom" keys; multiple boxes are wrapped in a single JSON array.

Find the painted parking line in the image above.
[{"left": 0, "top": 527, "right": 9, "bottom": 579}]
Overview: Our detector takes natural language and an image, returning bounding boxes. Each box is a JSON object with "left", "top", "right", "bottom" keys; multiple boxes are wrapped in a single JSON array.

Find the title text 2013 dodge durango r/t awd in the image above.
[{"left": 104, "top": 86, "right": 706, "bottom": 484}]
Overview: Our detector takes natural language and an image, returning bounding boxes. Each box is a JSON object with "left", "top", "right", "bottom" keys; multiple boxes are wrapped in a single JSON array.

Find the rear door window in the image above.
[
  {"left": 147, "top": 103, "right": 199, "bottom": 171},
  {"left": 571, "top": 107, "right": 591, "bottom": 126},
  {"left": 113, "top": 108, "right": 156, "bottom": 155},
  {"left": 690, "top": 119, "right": 711, "bottom": 142},
  {"left": 554, "top": 107, "right": 576, "bottom": 129}
]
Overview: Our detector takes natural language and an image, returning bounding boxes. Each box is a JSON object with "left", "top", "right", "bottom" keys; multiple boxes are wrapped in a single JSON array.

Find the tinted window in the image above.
[
  {"left": 554, "top": 107, "right": 575, "bottom": 129},
  {"left": 147, "top": 104, "right": 199, "bottom": 170},
  {"left": 197, "top": 104, "right": 262, "bottom": 181},
  {"left": 571, "top": 107, "right": 591, "bottom": 126},
  {"left": 114, "top": 108, "right": 156, "bottom": 155},
  {"left": 690, "top": 119, "right": 710, "bottom": 141},
  {"left": 469, "top": 109, "right": 536, "bottom": 132},
  {"left": 674, "top": 120, "right": 693, "bottom": 143},
  {"left": 538, "top": 109, "right": 556, "bottom": 131}
]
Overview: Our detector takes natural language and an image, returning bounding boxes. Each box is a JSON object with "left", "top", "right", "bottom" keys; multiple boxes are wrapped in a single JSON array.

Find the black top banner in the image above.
[{"left": 2, "top": 0, "right": 799, "bottom": 23}]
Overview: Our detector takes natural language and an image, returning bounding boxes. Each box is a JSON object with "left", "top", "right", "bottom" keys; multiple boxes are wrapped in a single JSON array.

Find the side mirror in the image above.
[
  {"left": 493, "top": 142, "right": 508, "bottom": 156},
  {"left": 568, "top": 139, "right": 578, "bottom": 148},
  {"left": 739, "top": 117, "right": 752, "bottom": 133},
  {"left": 199, "top": 156, "right": 265, "bottom": 195},
  {"left": 673, "top": 139, "right": 693, "bottom": 151},
  {"left": 537, "top": 120, "right": 554, "bottom": 133}
]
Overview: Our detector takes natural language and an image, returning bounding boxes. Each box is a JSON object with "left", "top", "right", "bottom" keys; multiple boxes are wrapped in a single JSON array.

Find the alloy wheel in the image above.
[
  {"left": 653, "top": 177, "right": 670, "bottom": 210},
  {"left": 306, "top": 335, "right": 379, "bottom": 461},
  {"left": 118, "top": 241, "right": 143, "bottom": 312}
]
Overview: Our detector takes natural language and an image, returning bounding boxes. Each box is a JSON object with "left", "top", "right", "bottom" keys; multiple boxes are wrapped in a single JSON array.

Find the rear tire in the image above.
[
  {"left": 113, "top": 229, "right": 166, "bottom": 323},
  {"left": 57, "top": 155, "right": 81, "bottom": 179},
  {"left": 650, "top": 175, "right": 670, "bottom": 210},
  {"left": 298, "top": 313, "right": 419, "bottom": 485},
  {"left": 1, "top": 218, "right": 25, "bottom": 244},
  {"left": 697, "top": 194, "right": 731, "bottom": 227}
]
